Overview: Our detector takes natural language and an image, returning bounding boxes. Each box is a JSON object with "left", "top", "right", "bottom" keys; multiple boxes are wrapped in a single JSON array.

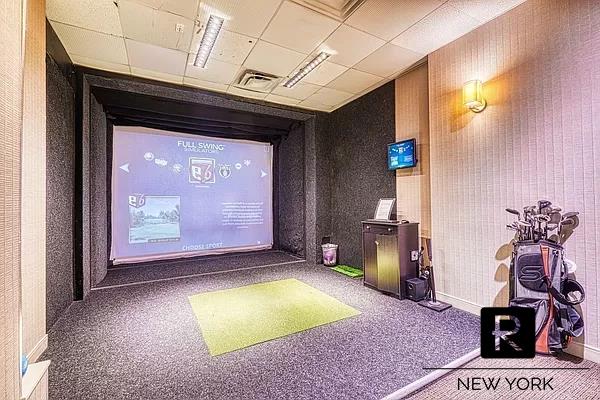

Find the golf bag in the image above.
[{"left": 509, "top": 240, "right": 585, "bottom": 354}]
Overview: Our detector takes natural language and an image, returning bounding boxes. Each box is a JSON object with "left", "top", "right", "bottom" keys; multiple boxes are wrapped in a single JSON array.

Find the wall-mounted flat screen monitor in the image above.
[{"left": 388, "top": 139, "right": 417, "bottom": 170}]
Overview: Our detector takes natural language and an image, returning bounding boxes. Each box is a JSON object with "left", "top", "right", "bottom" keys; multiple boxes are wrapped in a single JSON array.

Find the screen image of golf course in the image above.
[
  {"left": 111, "top": 126, "right": 273, "bottom": 263},
  {"left": 128, "top": 195, "right": 181, "bottom": 244}
]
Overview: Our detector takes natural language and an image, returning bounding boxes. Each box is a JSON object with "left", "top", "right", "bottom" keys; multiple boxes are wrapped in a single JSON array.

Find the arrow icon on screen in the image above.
[
  {"left": 120, "top": 163, "right": 130, "bottom": 173},
  {"left": 260, "top": 170, "right": 267, "bottom": 178}
]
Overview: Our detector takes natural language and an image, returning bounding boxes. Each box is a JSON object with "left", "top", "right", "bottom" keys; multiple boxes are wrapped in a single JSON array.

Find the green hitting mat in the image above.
[
  {"left": 331, "top": 265, "right": 364, "bottom": 278},
  {"left": 188, "top": 278, "right": 360, "bottom": 356}
]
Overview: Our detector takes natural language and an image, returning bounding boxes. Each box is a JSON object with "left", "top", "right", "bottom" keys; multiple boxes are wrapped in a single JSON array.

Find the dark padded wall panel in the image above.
[
  {"left": 278, "top": 126, "right": 305, "bottom": 255},
  {"left": 46, "top": 55, "right": 75, "bottom": 329},
  {"left": 314, "top": 113, "right": 332, "bottom": 258},
  {"left": 80, "top": 77, "right": 91, "bottom": 298},
  {"left": 328, "top": 81, "right": 396, "bottom": 267},
  {"left": 77, "top": 71, "right": 323, "bottom": 292},
  {"left": 90, "top": 95, "right": 108, "bottom": 285}
]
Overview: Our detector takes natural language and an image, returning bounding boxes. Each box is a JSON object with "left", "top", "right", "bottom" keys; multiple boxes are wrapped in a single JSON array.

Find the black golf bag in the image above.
[{"left": 509, "top": 240, "right": 585, "bottom": 354}]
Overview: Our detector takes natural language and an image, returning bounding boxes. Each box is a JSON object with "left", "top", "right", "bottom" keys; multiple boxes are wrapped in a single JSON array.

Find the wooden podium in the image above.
[{"left": 361, "top": 220, "right": 419, "bottom": 298}]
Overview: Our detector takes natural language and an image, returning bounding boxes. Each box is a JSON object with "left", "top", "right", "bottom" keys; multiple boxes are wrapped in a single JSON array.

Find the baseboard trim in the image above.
[
  {"left": 21, "top": 360, "right": 50, "bottom": 400},
  {"left": 434, "top": 292, "right": 482, "bottom": 315},
  {"left": 381, "top": 347, "right": 481, "bottom": 399},
  {"left": 27, "top": 334, "right": 48, "bottom": 363},
  {"left": 566, "top": 341, "right": 600, "bottom": 364}
]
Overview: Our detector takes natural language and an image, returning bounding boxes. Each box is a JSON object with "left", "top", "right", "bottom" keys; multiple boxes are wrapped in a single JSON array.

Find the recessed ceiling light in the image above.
[
  {"left": 283, "top": 52, "right": 331, "bottom": 88},
  {"left": 194, "top": 15, "right": 224, "bottom": 68}
]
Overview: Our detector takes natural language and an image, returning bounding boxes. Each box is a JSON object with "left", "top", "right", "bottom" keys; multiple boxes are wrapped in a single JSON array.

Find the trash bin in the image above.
[{"left": 321, "top": 244, "right": 338, "bottom": 266}]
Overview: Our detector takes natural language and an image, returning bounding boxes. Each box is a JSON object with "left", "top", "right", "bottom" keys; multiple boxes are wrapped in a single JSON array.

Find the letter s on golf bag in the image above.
[{"left": 509, "top": 240, "right": 585, "bottom": 354}]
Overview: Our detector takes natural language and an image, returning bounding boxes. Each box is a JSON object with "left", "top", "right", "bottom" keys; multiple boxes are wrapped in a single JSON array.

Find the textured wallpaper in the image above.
[
  {"left": 395, "top": 63, "right": 431, "bottom": 239},
  {"left": 21, "top": 0, "right": 47, "bottom": 361},
  {"left": 0, "top": 0, "right": 24, "bottom": 397},
  {"left": 428, "top": 0, "right": 600, "bottom": 356}
]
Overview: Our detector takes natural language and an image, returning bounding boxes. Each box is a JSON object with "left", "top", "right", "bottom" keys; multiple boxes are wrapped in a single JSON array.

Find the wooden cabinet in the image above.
[{"left": 361, "top": 220, "right": 419, "bottom": 298}]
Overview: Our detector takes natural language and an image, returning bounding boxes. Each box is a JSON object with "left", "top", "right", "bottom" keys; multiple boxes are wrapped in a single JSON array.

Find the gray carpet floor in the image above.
[
  {"left": 96, "top": 250, "right": 303, "bottom": 288},
  {"left": 42, "top": 260, "right": 479, "bottom": 400}
]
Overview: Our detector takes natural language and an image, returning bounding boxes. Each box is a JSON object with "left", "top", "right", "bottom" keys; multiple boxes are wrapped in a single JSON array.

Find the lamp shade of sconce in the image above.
[{"left": 463, "top": 79, "right": 486, "bottom": 112}]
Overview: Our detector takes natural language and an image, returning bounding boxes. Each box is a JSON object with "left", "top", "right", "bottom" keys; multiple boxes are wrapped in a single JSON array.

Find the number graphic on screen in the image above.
[
  {"left": 189, "top": 158, "right": 216, "bottom": 184},
  {"left": 128, "top": 193, "right": 146, "bottom": 208}
]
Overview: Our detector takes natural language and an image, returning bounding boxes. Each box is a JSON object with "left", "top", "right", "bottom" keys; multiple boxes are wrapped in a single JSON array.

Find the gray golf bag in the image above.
[{"left": 509, "top": 240, "right": 584, "bottom": 354}]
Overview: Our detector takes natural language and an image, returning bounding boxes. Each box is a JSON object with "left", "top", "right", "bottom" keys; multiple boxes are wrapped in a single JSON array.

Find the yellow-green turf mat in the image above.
[
  {"left": 188, "top": 278, "right": 360, "bottom": 356},
  {"left": 331, "top": 265, "right": 364, "bottom": 278}
]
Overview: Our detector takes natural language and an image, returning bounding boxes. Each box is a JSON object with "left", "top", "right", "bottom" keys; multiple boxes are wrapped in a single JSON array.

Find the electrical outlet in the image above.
[
  {"left": 175, "top": 23, "right": 185, "bottom": 33},
  {"left": 411, "top": 250, "right": 419, "bottom": 262}
]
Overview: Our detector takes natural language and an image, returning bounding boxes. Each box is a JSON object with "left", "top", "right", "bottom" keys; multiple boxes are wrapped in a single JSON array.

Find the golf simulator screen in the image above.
[
  {"left": 387, "top": 138, "right": 417, "bottom": 170},
  {"left": 110, "top": 126, "right": 273, "bottom": 264}
]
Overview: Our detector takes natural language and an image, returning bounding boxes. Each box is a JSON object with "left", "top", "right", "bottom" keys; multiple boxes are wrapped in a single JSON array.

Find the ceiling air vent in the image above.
[
  {"left": 234, "top": 70, "right": 282, "bottom": 93},
  {"left": 290, "top": 0, "right": 367, "bottom": 21}
]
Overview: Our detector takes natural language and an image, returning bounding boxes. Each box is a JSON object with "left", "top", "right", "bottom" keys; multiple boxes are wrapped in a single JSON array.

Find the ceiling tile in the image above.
[
  {"left": 271, "top": 81, "right": 320, "bottom": 100},
  {"left": 307, "top": 87, "right": 353, "bottom": 106},
  {"left": 265, "top": 94, "right": 301, "bottom": 106},
  {"left": 70, "top": 55, "right": 131, "bottom": 75},
  {"left": 326, "top": 68, "right": 382, "bottom": 93},
  {"left": 227, "top": 86, "right": 268, "bottom": 100},
  {"left": 345, "top": 0, "right": 443, "bottom": 40},
  {"left": 128, "top": 0, "right": 200, "bottom": 18},
  {"left": 126, "top": 39, "right": 188, "bottom": 75},
  {"left": 51, "top": 22, "right": 128, "bottom": 65},
  {"left": 354, "top": 43, "right": 422, "bottom": 77},
  {"left": 119, "top": 1, "right": 194, "bottom": 52},
  {"left": 299, "top": 97, "right": 334, "bottom": 111},
  {"left": 130, "top": 67, "right": 184, "bottom": 84},
  {"left": 391, "top": 3, "right": 481, "bottom": 54},
  {"left": 197, "top": 0, "right": 282, "bottom": 38},
  {"left": 190, "top": 29, "right": 256, "bottom": 66},
  {"left": 185, "top": 58, "right": 241, "bottom": 84},
  {"left": 183, "top": 77, "right": 229, "bottom": 92},
  {"left": 261, "top": 1, "right": 340, "bottom": 54},
  {"left": 300, "top": 59, "right": 347, "bottom": 86},
  {"left": 47, "top": 0, "right": 123, "bottom": 36},
  {"left": 449, "top": 0, "right": 527, "bottom": 23},
  {"left": 320, "top": 24, "right": 384, "bottom": 67},
  {"left": 243, "top": 40, "right": 306, "bottom": 77}
]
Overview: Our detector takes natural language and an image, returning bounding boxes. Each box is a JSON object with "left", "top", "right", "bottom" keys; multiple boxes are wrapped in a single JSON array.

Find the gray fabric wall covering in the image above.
[
  {"left": 89, "top": 95, "right": 108, "bottom": 285},
  {"left": 327, "top": 82, "right": 396, "bottom": 267},
  {"left": 81, "top": 77, "right": 92, "bottom": 298},
  {"left": 80, "top": 72, "right": 323, "bottom": 289},
  {"left": 46, "top": 54, "right": 75, "bottom": 328},
  {"left": 50, "top": 64, "right": 392, "bottom": 300},
  {"left": 314, "top": 113, "right": 333, "bottom": 254},
  {"left": 278, "top": 126, "right": 306, "bottom": 255}
]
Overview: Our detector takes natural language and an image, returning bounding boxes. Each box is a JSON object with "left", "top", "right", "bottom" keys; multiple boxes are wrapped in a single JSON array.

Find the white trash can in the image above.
[{"left": 321, "top": 244, "right": 338, "bottom": 266}]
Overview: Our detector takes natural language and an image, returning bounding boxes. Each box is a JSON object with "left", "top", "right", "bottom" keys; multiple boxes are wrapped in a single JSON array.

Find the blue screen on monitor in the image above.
[{"left": 388, "top": 139, "right": 417, "bottom": 170}]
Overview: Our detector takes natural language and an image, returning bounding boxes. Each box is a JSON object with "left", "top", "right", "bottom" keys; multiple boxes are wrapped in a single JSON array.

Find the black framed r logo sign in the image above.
[{"left": 481, "top": 307, "right": 535, "bottom": 358}]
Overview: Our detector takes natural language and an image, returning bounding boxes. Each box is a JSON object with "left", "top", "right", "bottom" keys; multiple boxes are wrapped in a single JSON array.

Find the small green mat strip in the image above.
[
  {"left": 188, "top": 278, "right": 360, "bottom": 356},
  {"left": 330, "top": 265, "right": 364, "bottom": 278}
]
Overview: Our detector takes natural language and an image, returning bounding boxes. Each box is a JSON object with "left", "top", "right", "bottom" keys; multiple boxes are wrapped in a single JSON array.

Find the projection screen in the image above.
[{"left": 110, "top": 126, "right": 273, "bottom": 264}]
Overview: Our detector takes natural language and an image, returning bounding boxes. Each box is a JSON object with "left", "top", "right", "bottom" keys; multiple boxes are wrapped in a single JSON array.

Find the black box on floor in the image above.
[{"left": 406, "top": 278, "right": 427, "bottom": 301}]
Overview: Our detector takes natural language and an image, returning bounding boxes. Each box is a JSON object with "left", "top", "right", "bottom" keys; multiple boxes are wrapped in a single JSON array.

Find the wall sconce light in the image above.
[{"left": 463, "top": 79, "right": 486, "bottom": 112}]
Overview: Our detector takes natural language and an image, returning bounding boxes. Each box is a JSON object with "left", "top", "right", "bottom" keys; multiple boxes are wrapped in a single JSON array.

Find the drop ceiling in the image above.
[{"left": 47, "top": 0, "right": 526, "bottom": 112}]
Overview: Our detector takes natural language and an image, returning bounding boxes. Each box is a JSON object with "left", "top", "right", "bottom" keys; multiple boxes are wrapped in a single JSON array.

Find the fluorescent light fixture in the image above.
[
  {"left": 283, "top": 52, "right": 331, "bottom": 88},
  {"left": 194, "top": 15, "right": 224, "bottom": 68}
]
